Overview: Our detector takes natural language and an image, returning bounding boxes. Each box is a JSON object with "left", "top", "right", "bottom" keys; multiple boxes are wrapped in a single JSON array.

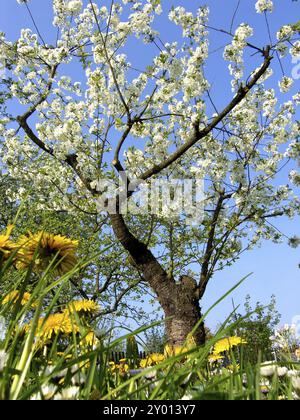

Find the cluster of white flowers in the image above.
[
  {"left": 125, "top": 0, "right": 162, "bottom": 43},
  {"left": 276, "top": 42, "right": 289, "bottom": 58},
  {"left": 0, "top": 317, "right": 7, "bottom": 341},
  {"left": 52, "top": 0, "right": 85, "bottom": 27},
  {"left": 224, "top": 23, "right": 253, "bottom": 88},
  {"left": 289, "top": 170, "right": 300, "bottom": 186},
  {"left": 292, "top": 377, "right": 300, "bottom": 399},
  {"left": 290, "top": 41, "right": 300, "bottom": 58},
  {"left": 279, "top": 76, "right": 294, "bottom": 93},
  {"left": 169, "top": 6, "right": 193, "bottom": 28},
  {"left": 260, "top": 362, "right": 288, "bottom": 378},
  {"left": 259, "top": 364, "right": 300, "bottom": 399},
  {"left": 167, "top": 6, "right": 210, "bottom": 102},
  {"left": 0, "top": 0, "right": 298, "bottom": 253},
  {"left": 234, "top": 23, "right": 254, "bottom": 41},
  {"left": 255, "top": 0, "right": 274, "bottom": 14},
  {"left": 0, "top": 350, "right": 8, "bottom": 372},
  {"left": 277, "top": 25, "right": 294, "bottom": 41},
  {"left": 181, "top": 46, "right": 210, "bottom": 102},
  {"left": 124, "top": 148, "right": 150, "bottom": 177},
  {"left": 271, "top": 324, "right": 300, "bottom": 351},
  {"left": 31, "top": 384, "right": 79, "bottom": 400},
  {"left": 169, "top": 6, "right": 209, "bottom": 42},
  {"left": 66, "top": 0, "right": 82, "bottom": 14}
]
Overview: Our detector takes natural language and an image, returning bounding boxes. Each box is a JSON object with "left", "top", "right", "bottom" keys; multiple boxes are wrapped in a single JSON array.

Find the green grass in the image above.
[{"left": 0, "top": 255, "right": 299, "bottom": 401}]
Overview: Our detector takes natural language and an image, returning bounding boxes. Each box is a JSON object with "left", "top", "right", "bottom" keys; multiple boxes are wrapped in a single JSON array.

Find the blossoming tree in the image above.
[{"left": 1, "top": 0, "right": 300, "bottom": 345}]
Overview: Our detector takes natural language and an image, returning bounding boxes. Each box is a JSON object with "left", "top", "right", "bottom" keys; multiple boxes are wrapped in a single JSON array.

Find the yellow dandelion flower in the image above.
[
  {"left": 213, "top": 336, "right": 247, "bottom": 355},
  {"left": 2, "top": 290, "right": 35, "bottom": 307},
  {"left": 149, "top": 353, "right": 165, "bottom": 364},
  {"left": 118, "top": 362, "right": 129, "bottom": 375},
  {"left": 80, "top": 331, "right": 99, "bottom": 347},
  {"left": 108, "top": 359, "right": 129, "bottom": 375},
  {"left": 33, "top": 313, "right": 79, "bottom": 341},
  {"left": 56, "top": 352, "right": 73, "bottom": 360},
  {"left": 186, "top": 333, "right": 197, "bottom": 349},
  {"left": 108, "top": 361, "right": 117, "bottom": 373},
  {"left": 140, "top": 353, "right": 165, "bottom": 368},
  {"left": 140, "top": 358, "right": 151, "bottom": 369},
  {"left": 65, "top": 300, "right": 99, "bottom": 315},
  {"left": 226, "top": 364, "right": 240, "bottom": 372},
  {"left": 17, "top": 232, "right": 79, "bottom": 275},
  {"left": 0, "top": 225, "right": 16, "bottom": 261},
  {"left": 164, "top": 344, "right": 188, "bottom": 358}
]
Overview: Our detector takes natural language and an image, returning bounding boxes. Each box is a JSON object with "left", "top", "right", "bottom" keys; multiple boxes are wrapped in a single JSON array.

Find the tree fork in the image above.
[{"left": 110, "top": 212, "right": 206, "bottom": 345}]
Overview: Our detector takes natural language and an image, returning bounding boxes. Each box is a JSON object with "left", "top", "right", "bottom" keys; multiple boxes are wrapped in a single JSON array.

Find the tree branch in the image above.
[
  {"left": 16, "top": 117, "right": 54, "bottom": 155},
  {"left": 18, "top": 64, "right": 58, "bottom": 121},
  {"left": 112, "top": 123, "right": 135, "bottom": 174},
  {"left": 137, "top": 52, "right": 272, "bottom": 184},
  {"left": 93, "top": 280, "right": 141, "bottom": 317},
  {"left": 70, "top": 278, "right": 90, "bottom": 300},
  {"left": 89, "top": 0, "right": 131, "bottom": 120},
  {"left": 205, "top": 209, "right": 285, "bottom": 282},
  {"left": 109, "top": 210, "right": 175, "bottom": 306},
  {"left": 198, "top": 191, "right": 230, "bottom": 298},
  {"left": 91, "top": 264, "right": 120, "bottom": 300}
]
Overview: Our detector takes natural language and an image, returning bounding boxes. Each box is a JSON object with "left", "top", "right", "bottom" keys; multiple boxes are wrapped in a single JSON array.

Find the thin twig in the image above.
[{"left": 25, "top": 2, "right": 46, "bottom": 46}]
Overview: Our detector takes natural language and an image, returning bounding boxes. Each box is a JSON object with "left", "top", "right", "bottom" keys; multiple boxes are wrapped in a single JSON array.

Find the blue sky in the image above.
[{"left": 1, "top": 0, "right": 300, "bottom": 330}]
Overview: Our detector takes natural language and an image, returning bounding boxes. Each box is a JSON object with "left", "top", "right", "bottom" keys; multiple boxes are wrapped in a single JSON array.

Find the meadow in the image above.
[{"left": 0, "top": 226, "right": 299, "bottom": 401}]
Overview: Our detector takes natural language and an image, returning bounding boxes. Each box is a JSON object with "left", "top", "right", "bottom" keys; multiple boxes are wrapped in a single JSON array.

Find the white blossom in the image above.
[
  {"left": 279, "top": 76, "right": 294, "bottom": 93},
  {"left": 276, "top": 42, "right": 288, "bottom": 58},
  {"left": 277, "top": 25, "right": 294, "bottom": 41},
  {"left": 234, "top": 23, "right": 253, "bottom": 41},
  {"left": 0, "top": 317, "right": 7, "bottom": 341},
  {"left": 255, "top": 0, "right": 274, "bottom": 14},
  {"left": 292, "top": 377, "right": 300, "bottom": 397},
  {"left": 181, "top": 393, "right": 193, "bottom": 400},
  {"left": 30, "top": 384, "right": 57, "bottom": 400},
  {"left": 67, "top": 1, "right": 82, "bottom": 14},
  {"left": 260, "top": 362, "right": 287, "bottom": 378},
  {"left": 288, "top": 370, "right": 300, "bottom": 378},
  {"left": 224, "top": 23, "right": 253, "bottom": 86},
  {"left": 0, "top": 0, "right": 299, "bottom": 277},
  {"left": 54, "top": 386, "right": 80, "bottom": 400},
  {"left": 289, "top": 170, "right": 300, "bottom": 186},
  {"left": 0, "top": 350, "right": 8, "bottom": 372},
  {"left": 290, "top": 41, "right": 300, "bottom": 58}
]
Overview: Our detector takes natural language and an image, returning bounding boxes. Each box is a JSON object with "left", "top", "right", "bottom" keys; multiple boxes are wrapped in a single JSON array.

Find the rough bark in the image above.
[
  {"left": 109, "top": 213, "right": 175, "bottom": 307},
  {"left": 164, "top": 276, "right": 206, "bottom": 346},
  {"left": 110, "top": 213, "right": 206, "bottom": 346}
]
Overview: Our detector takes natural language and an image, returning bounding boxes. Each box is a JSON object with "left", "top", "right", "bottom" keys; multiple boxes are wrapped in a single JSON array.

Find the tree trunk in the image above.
[
  {"left": 162, "top": 276, "right": 206, "bottom": 346},
  {"left": 109, "top": 213, "right": 206, "bottom": 346}
]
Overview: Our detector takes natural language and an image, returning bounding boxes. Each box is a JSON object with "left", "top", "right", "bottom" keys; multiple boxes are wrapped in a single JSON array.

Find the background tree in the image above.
[
  {"left": 0, "top": 174, "right": 145, "bottom": 326},
  {"left": 143, "top": 326, "right": 167, "bottom": 354},
  {"left": 230, "top": 295, "right": 281, "bottom": 364},
  {"left": 0, "top": 0, "right": 300, "bottom": 345}
]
